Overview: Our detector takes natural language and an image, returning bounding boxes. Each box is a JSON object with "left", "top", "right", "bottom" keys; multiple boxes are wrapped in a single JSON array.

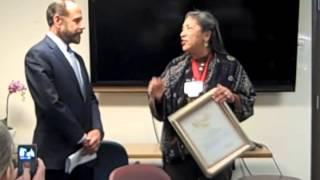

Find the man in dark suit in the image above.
[{"left": 25, "top": 1, "right": 104, "bottom": 179}]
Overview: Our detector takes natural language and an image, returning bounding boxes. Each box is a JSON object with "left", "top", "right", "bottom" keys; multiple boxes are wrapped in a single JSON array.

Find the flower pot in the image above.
[
  {"left": 1, "top": 118, "right": 15, "bottom": 138},
  {"left": 0, "top": 117, "right": 8, "bottom": 127},
  {"left": 8, "top": 126, "right": 16, "bottom": 138}
]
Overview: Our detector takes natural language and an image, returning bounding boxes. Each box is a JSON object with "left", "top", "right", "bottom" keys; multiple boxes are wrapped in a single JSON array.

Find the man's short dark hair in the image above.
[{"left": 46, "top": 0, "right": 75, "bottom": 26}]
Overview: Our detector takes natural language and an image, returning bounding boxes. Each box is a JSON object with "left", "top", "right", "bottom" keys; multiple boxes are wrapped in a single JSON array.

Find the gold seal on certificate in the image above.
[{"left": 168, "top": 88, "right": 253, "bottom": 178}]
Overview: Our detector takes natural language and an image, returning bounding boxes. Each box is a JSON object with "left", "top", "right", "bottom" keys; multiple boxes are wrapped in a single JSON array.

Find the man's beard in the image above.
[
  {"left": 70, "top": 33, "right": 81, "bottom": 44},
  {"left": 61, "top": 31, "right": 81, "bottom": 44}
]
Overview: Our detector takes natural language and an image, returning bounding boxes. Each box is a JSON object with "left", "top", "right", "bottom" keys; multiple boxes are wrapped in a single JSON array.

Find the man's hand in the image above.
[{"left": 83, "top": 129, "right": 101, "bottom": 154}]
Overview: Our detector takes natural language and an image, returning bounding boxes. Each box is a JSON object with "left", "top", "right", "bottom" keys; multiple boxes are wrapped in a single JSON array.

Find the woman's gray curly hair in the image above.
[{"left": 0, "top": 122, "right": 13, "bottom": 178}]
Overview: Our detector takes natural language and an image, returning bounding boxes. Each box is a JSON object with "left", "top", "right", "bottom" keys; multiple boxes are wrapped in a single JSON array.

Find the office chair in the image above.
[
  {"left": 109, "top": 164, "right": 171, "bottom": 180},
  {"left": 238, "top": 143, "right": 300, "bottom": 180},
  {"left": 94, "top": 141, "right": 129, "bottom": 180}
]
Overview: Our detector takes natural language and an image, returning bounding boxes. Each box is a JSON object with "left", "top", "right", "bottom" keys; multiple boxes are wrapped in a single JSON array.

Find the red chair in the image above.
[{"left": 109, "top": 164, "right": 171, "bottom": 180}]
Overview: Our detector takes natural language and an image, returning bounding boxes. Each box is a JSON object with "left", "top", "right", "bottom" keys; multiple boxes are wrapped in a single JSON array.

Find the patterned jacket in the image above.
[{"left": 149, "top": 52, "right": 256, "bottom": 163}]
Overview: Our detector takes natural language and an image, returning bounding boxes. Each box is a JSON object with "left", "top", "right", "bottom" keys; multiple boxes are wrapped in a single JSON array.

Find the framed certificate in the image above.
[{"left": 168, "top": 88, "right": 254, "bottom": 178}]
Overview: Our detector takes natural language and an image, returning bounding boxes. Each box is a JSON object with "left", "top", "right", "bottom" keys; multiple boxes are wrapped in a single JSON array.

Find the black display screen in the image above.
[{"left": 89, "top": 0, "right": 299, "bottom": 92}]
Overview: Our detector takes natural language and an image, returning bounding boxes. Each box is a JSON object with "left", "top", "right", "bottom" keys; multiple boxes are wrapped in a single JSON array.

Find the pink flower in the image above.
[
  {"left": 8, "top": 80, "right": 26, "bottom": 94},
  {"left": 1, "top": 80, "right": 27, "bottom": 127}
]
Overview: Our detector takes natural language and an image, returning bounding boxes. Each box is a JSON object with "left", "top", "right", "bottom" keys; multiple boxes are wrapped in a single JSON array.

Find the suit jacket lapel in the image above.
[{"left": 45, "top": 37, "right": 87, "bottom": 101}]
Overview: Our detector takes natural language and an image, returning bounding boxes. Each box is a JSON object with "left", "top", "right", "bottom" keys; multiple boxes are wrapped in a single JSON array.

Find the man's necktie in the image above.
[{"left": 67, "top": 46, "right": 86, "bottom": 99}]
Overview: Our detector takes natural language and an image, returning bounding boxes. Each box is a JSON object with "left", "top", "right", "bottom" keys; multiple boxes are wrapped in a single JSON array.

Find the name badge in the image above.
[{"left": 184, "top": 81, "right": 204, "bottom": 98}]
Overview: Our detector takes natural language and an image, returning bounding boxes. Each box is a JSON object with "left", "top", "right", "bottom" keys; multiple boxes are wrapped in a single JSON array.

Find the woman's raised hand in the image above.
[{"left": 148, "top": 77, "right": 165, "bottom": 101}]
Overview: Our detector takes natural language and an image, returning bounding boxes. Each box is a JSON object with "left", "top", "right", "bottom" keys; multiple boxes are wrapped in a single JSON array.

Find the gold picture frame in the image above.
[{"left": 168, "top": 88, "right": 254, "bottom": 178}]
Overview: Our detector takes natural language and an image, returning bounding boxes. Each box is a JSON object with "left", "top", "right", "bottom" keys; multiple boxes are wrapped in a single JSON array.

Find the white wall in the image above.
[{"left": 0, "top": 0, "right": 311, "bottom": 179}]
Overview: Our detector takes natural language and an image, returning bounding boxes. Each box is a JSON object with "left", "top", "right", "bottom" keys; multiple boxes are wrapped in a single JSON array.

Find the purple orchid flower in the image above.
[
  {"left": 1, "top": 80, "right": 27, "bottom": 127},
  {"left": 8, "top": 80, "right": 27, "bottom": 94}
]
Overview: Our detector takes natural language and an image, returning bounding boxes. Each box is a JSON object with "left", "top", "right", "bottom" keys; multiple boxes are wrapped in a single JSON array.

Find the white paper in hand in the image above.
[{"left": 65, "top": 148, "right": 97, "bottom": 174}]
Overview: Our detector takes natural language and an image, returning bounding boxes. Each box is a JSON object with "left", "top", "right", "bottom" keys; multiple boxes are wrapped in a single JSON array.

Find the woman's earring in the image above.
[{"left": 204, "top": 41, "right": 208, "bottom": 48}]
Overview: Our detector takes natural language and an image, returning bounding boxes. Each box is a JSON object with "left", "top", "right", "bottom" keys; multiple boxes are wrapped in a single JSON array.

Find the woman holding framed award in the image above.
[{"left": 148, "top": 10, "right": 256, "bottom": 180}]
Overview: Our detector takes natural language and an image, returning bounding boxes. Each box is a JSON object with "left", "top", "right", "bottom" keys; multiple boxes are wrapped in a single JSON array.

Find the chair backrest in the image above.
[
  {"left": 94, "top": 141, "right": 129, "bottom": 180},
  {"left": 238, "top": 175, "right": 301, "bottom": 180},
  {"left": 109, "top": 164, "right": 171, "bottom": 180}
]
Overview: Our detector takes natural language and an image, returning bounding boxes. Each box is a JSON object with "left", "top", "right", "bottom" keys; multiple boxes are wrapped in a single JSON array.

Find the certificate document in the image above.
[{"left": 168, "top": 88, "right": 253, "bottom": 177}]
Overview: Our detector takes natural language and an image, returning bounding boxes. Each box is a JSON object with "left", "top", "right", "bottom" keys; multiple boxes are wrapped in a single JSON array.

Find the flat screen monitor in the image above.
[{"left": 89, "top": 0, "right": 299, "bottom": 92}]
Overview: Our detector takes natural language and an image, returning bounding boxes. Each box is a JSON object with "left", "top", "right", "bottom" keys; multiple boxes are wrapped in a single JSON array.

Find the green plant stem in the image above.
[{"left": 3, "top": 93, "right": 10, "bottom": 126}]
